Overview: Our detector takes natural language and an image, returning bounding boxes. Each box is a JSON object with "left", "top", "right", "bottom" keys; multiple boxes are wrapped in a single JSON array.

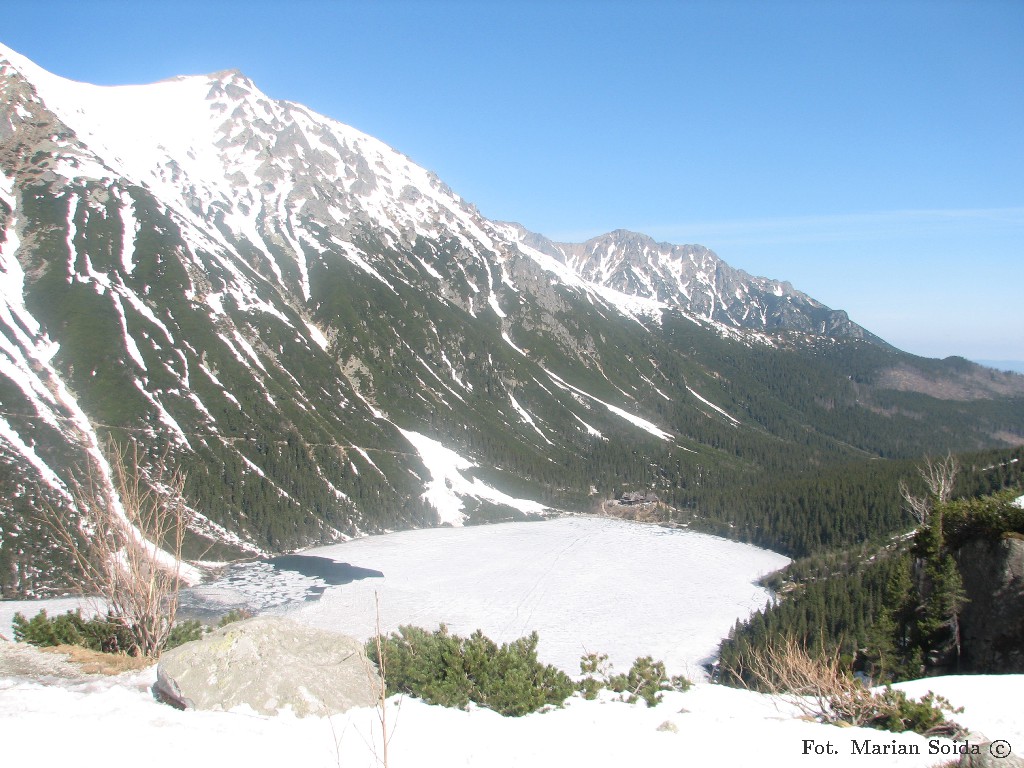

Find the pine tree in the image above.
[
  {"left": 915, "top": 502, "right": 967, "bottom": 670},
  {"left": 864, "top": 609, "right": 898, "bottom": 682},
  {"left": 920, "top": 551, "right": 967, "bottom": 668}
]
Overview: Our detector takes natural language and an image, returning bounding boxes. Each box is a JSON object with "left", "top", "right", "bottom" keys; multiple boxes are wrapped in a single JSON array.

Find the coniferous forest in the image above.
[{"left": 716, "top": 446, "right": 1024, "bottom": 685}]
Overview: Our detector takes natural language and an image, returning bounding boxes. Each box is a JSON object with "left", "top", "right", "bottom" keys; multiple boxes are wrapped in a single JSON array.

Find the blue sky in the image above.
[{"left": 3, "top": 0, "right": 1022, "bottom": 361}]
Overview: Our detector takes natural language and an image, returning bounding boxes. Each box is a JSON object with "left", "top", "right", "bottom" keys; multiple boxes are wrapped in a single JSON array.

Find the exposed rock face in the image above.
[
  {"left": 550, "top": 229, "right": 881, "bottom": 340},
  {"left": 155, "top": 616, "right": 380, "bottom": 716},
  {"left": 956, "top": 536, "right": 1024, "bottom": 673}
]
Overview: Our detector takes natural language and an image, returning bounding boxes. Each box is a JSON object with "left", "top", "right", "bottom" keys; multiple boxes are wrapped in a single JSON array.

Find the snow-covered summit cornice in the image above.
[{"left": 1, "top": 43, "right": 489, "bottom": 248}]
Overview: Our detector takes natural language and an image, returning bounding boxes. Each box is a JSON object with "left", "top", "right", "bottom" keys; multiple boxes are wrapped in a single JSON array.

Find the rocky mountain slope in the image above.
[
  {"left": 538, "top": 227, "right": 878, "bottom": 340},
  {"left": 1, "top": 43, "right": 1022, "bottom": 595}
]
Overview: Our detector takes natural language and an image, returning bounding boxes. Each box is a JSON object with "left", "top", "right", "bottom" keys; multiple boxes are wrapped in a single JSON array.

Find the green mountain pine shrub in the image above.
[
  {"left": 368, "top": 625, "right": 575, "bottom": 716},
  {"left": 577, "top": 651, "right": 692, "bottom": 706},
  {"left": 13, "top": 608, "right": 259, "bottom": 654},
  {"left": 370, "top": 626, "right": 692, "bottom": 715},
  {"left": 164, "top": 619, "right": 205, "bottom": 650},
  {"left": 12, "top": 609, "right": 136, "bottom": 654}
]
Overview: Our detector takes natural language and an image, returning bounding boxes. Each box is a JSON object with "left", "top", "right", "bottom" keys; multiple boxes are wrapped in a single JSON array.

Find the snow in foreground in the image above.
[{"left": 0, "top": 664, "right": 1020, "bottom": 768}]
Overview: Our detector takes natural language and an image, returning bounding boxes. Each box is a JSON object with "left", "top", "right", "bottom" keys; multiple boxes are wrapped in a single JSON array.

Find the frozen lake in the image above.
[{"left": 188, "top": 515, "right": 790, "bottom": 677}]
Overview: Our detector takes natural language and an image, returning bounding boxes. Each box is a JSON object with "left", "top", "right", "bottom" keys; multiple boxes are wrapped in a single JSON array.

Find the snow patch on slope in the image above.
[
  {"left": 303, "top": 321, "right": 330, "bottom": 352},
  {"left": 687, "top": 386, "right": 740, "bottom": 426},
  {"left": 542, "top": 367, "right": 673, "bottom": 441},
  {"left": 509, "top": 393, "right": 553, "bottom": 444},
  {"left": 399, "top": 429, "right": 547, "bottom": 525}
]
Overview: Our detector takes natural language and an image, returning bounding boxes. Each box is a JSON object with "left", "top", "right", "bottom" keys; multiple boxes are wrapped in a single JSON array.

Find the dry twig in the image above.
[
  {"left": 41, "top": 438, "right": 193, "bottom": 657},
  {"left": 900, "top": 453, "right": 960, "bottom": 525}
]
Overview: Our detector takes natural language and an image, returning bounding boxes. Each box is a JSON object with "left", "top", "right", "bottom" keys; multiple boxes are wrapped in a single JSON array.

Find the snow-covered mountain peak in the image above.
[
  {"left": 1, "top": 44, "right": 505, "bottom": 300},
  {"left": 542, "top": 227, "right": 875, "bottom": 340},
  {"left": 15, "top": 44, "right": 1004, "bottom": 596},
  {"left": 1, "top": 43, "right": 877, "bottom": 345},
  {"left": 206, "top": 68, "right": 251, "bottom": 86}
]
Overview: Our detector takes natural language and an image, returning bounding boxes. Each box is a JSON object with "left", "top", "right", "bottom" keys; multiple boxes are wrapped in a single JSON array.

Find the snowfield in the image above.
[
  {"left": 0, "top": 663, "right": 1020, "bottom": 768},
  {"left": 194, "top": 516, "right": 791, "bottom": 676},
  {"left": 1, "top": 517, "right": 1021, "bottom": 767}
]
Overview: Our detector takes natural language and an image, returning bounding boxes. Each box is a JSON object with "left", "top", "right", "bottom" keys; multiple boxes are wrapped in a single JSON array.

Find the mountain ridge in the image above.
[
  {"left": 1, "top": 43, "right": 1022, "bottom": 595},
  {"left": 0, "top": 42, "right": 889, "bottom": 343}
]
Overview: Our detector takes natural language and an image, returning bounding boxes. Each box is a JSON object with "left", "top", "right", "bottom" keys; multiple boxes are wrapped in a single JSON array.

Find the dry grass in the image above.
[
  {"left": 369, "top": 591, "right": 392, "bottom": 768},
  {"left": 39, "top": 645, "right": 153, "bottom": 675},
  {"left": 727, "top": 636, "right": 960, "bottom": 735},
  {"left": 734, "top": 636, "right": 879, "bottom": 724}
]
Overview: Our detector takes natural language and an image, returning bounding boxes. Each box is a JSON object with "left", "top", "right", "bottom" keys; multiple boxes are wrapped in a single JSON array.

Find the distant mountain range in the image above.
[{"left": 1, "top": 43, "right": 1022, "bottom": 595}]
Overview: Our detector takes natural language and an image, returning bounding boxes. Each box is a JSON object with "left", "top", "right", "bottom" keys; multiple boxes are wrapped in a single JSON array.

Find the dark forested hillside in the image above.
[{"left": 716, "top": 447, "right": 1024, "bottom": 684}]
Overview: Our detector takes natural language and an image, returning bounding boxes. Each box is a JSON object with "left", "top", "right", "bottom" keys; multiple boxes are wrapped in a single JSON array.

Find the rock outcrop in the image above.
[
  {"left": 956, "top": 536, "right": 1024, "bottom": 673},
  {"left": 155, "top": 616, "right": 380, "bottom": 716}
]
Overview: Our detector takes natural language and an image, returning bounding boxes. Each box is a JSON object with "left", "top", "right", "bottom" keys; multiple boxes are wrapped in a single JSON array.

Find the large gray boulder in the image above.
[{"left": 155, "top": 616, "right": 380, "bottom": 717}]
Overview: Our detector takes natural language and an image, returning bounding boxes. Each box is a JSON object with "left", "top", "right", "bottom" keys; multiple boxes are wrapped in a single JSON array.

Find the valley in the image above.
[
  {"left": 0, "top": 30, "right": 1022, "bottom": 768},
  {"left": 1, "top": 43, "right": 1021, "bottom": 598}
]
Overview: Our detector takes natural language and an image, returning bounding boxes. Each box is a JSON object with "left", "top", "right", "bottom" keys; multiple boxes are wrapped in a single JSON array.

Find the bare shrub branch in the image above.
[
  {"left": 41, "top": 438, "right": 193, "bottom": 657},
  {"left": 900, "top": 479, "right": 932, "bottom": 526},
  {"left": 358, "top": 590, "right": 393, "bottom": 768},
  {"left": 922, "top": 453, "right": 959, "bottom": 504},
  {"left": 736, "top": 636, "right": 869, "bottom": 722},
  {"left": 900, "top": 453, "right": 960, "bottom": 526},
  {"left": 733, "top": 636, "right": 961, "bottom": 735},
  {"left": 373, "top": 591, "right": 390, "bottom": 768}
]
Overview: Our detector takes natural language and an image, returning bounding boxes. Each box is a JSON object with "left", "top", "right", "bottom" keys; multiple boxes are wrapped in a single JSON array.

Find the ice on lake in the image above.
[{"left": 189, "top": 515, "right": 789, "bottom": 677}]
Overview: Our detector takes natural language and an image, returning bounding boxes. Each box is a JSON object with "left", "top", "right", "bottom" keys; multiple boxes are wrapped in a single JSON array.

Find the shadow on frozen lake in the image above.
[{"left": 266, "top": 555, "right": 383, "bottom": 585}]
